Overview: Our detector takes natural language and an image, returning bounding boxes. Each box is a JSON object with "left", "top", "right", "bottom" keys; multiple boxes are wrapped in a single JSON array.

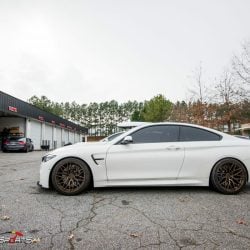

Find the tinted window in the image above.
[
  {"left": 130, "top": 125, "right": 179, "bottom": 144},
  {"left": 180, "top": 126, "right": 221, "bottom": 141},
  {"left": 9, "top": 137, "right": 25, "bottom": 142},
  {"left": 108, "top": 132, "right": 124, "bottom": 141}
]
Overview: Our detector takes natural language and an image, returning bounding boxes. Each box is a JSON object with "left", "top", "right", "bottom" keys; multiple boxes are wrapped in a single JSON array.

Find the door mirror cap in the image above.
[{"left": 121, "top": 136, "right": 133, "bottom": 145}]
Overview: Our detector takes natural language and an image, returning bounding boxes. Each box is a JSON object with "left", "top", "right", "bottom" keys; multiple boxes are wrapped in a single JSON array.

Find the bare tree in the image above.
[
  {"left": 189, "top": 63, "right": 206, "bottom": 103},
  {"left": 188, "top": 63, "right": 211, "bottom": 125},
  {"left": 233, "top": 41, "right": 250, "bottom": 85},
  {"left": 214, "top": 70, "right": 244, "bottom": 133}
]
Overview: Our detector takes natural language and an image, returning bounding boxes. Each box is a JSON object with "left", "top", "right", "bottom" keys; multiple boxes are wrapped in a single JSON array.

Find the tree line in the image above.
[{"left": 29, "top": 41, "right": 250, "bottom": 135}]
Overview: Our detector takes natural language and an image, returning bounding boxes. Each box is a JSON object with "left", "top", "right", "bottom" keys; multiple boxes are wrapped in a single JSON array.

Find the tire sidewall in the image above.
[
  {"left": 211, "top": 158, "right": 247, "bottom": 194},
  {"left": 51, "top": 158, "right": 91, "bottom": 195}
]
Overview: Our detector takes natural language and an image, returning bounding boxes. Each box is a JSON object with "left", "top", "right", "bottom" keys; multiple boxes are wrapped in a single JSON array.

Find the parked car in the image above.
[
  {"left": 3, "top": 137, "right": 34, "bottom": 152},
  {"left": 38, "top": 122, "right": 250, "bottom": 195}
]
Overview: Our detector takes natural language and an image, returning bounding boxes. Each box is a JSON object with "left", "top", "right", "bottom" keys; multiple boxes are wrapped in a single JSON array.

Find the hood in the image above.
[{"left": 48, "top": 141, "right": 109, "bottom": 155}]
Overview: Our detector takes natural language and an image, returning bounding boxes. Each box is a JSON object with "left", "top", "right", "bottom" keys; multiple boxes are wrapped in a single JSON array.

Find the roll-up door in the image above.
[
  {"left": 30, "top": 120, "right": 42, "bottom": 150},
  {"left": 44, "top": 124, "right": 53, "bottom": 149},
  {"left": 56, "top": 127, "right": 62, "bottom": 148},
  {"left": 69, "top": 131, "right": 74, "bottom": 143},
  {"left": 63, "top": 129, "right": 69, "bottom": 145}
]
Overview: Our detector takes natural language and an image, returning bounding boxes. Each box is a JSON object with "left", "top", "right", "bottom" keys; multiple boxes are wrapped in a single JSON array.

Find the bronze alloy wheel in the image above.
[
  {"left": 211, "top": 158, "right": 247, "bottom": 194},
  {"left": 51, "top": 158, "right": 91, "bottom": 195}
]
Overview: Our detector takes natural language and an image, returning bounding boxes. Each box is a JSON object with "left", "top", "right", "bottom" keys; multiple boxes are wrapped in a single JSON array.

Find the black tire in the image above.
[
  {"left": 51, "top": 158, "right": 91, "bottom": 195},
  {"left": 210, "top": 158, "right": 247, "bottom": 194}
]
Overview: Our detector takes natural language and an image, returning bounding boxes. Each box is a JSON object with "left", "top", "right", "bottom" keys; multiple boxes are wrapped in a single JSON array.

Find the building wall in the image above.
[{"left": 0, "top": 117, "right": 85, "bottom": 150}]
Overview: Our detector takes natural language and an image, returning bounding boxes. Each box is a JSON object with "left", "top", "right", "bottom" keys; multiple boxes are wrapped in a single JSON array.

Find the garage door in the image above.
[
  {"left": 75, "top": 132, "right": 80, "bottom": 143},
  {"left": 45, "top": 124, "right": 53, "bottom": 148},
  {"left": 55, "top": 127, "right": 62, "bottom": 148},
  {"left": 30, "top": 120, "right": 42, "bottom": 150},
  {"left": 63, "top": 129, "right": 69, "bottom": 145},
  {"left": 69, "top": 131, "right": 74, "bottom": 143}
]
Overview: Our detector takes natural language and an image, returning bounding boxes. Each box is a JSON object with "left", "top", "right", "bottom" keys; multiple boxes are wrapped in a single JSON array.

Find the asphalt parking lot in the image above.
[{"left": 0, "top": 151, "right": 250, "bottom": 249}]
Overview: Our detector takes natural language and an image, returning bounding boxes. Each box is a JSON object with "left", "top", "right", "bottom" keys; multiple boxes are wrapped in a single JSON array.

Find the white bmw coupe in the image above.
[{"left": 38, "top": 123, "right": 250, "bottom": 195}]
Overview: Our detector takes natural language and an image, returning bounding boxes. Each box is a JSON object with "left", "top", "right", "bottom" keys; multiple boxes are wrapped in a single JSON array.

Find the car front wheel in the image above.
[
  {"left": 51, "top": 158, "right": 91, "bottom": 195},
  {"left": 211, "top": 158, "right": 247, "bottom": 194}
]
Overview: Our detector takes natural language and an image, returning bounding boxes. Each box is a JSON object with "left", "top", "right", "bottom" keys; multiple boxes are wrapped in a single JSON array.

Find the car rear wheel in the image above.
[
  {"left": 51, "top": 158, "right": 91, "bottom": 195},
  {"left": 211, "top": 158, "right": 247, "bottom": 194}
]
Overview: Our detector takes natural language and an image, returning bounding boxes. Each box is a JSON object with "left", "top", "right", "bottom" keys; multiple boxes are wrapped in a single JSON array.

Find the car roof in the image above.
[{"left": 117, "top": 121, "right": 150, "bottom": 129}]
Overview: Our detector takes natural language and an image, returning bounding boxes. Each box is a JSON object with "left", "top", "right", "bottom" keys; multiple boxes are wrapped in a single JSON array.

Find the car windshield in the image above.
[{"left": 101, "top": 132, "right": 124, "bottom": 142}]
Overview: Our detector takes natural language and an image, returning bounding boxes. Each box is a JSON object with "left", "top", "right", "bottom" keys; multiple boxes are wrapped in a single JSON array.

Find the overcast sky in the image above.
[{"left": 0, "top": 0, "right": 250, "bottom": 104}]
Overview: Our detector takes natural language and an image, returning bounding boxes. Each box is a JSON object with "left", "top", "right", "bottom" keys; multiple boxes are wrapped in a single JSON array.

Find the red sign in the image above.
[
  {"left": 38, "top": 116, "right": 44, "bottom": 121},
  {"left": 60, "top": 123, "right": 65, "bottom": 128},
  {"left": 8, "top": 106, "right": 17, "bottom": 112},
  {"left": 51, "top": 120, "right": 56, "bottom": 124}
]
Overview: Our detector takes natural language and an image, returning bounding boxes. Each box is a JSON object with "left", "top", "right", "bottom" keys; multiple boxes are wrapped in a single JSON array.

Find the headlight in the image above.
[{"left": 42, "top": 154, "right": 56, "bottom": 162}]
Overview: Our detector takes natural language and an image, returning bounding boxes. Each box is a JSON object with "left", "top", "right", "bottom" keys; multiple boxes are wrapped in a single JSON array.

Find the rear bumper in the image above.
[{"left": 4, "top": 145, "right": 26, "bottom": 151}]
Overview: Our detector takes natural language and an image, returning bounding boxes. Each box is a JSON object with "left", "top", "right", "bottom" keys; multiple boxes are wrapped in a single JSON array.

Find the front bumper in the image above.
[
  {"left": 37, "top": 181, "right": 49, "bottom": 189},
  {"left": 39, "top": 157, "right": 58, "bottom": 188}
]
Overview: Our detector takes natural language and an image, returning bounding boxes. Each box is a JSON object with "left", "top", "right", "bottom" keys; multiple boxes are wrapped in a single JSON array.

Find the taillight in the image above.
[
  {"left": 19, "top": 141, "right": 25, "bottom": 145},
  {"left": 3, "top": 140, "right": 9, "bottom": 144}
]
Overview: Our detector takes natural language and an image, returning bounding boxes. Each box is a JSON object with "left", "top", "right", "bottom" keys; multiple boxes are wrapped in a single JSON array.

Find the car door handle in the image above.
[{"left": 166, "top": 145, "right": 181, "bottom": 150}]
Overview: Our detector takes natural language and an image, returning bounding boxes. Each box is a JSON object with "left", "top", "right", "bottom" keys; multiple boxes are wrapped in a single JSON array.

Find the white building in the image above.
[{"left": 0, "top": 91, "right": 87, "bottom": 150}]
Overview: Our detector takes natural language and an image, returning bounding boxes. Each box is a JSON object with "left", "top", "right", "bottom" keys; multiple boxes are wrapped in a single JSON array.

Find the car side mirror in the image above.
[{"left": 121, "top": 136, "right": 133, "bottom": 145}]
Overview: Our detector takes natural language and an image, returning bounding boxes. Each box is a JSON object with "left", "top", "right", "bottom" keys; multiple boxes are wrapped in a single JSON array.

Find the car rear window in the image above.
[
  {"left": 180, "top": 126, "right": 221, "bottom": 141},
  {"left": 9, "top": 137, "right": 25, "bottom": 142}
]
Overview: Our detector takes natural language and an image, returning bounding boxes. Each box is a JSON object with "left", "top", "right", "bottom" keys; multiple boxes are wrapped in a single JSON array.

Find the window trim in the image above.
[{"left": 116, "top": 124, "right": 222, "bottom": 145}]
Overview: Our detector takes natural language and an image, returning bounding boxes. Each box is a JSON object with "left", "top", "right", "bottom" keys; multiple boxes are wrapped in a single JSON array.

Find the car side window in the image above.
[
  {"left": 180, "top": 126, "right": 221, "bottom": 141},
  {"left": 130, "top": 125, "right": 179, "bottom": 144}
]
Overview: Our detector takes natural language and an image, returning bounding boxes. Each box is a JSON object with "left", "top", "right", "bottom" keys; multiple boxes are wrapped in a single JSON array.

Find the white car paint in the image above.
[
  {"left": 39, "top": 122, "right": 250, "bottom": 190},
  {"left": 117, "top": 121, "right": 149, "bottom": 129},
  {"left": 106, "top": 142, "right": 185, "bottom": 182}
]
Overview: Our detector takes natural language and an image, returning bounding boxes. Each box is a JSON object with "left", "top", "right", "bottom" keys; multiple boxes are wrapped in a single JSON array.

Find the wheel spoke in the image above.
[
  {"left": 55, "top": 162, "right": 85, "bottom": 193},
  {"left": 215, "top": 161, "right": 246, "bottom": 193}
]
